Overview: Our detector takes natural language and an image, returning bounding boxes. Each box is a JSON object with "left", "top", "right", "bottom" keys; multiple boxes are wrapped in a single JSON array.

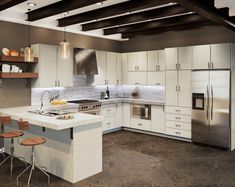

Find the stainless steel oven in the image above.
[{"left": 131, "top": 104, "right": 151, "bottom": 120}]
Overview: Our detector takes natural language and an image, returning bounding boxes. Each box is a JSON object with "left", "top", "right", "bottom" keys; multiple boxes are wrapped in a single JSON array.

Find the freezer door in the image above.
[
  {"left": 192, "top": 71, "right": 210, "bottom": 144},
  {"left": 209, "top": 71, "right": 230, "bottom": 148}
]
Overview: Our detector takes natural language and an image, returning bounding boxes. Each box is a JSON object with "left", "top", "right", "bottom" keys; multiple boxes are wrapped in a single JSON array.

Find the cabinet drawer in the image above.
[
  {"left": 100, "top": 104, "right": 116, "bottom": 117},
  {"left": 165, "top": 106, "right": 191, "bottom": 115},
  {"left": 166, "top": 120, "right": 191, "bottom": 131},
  {"left": 131, "top": 118, "right": 151, "bottom": 131},
  {"left": 166, "top": 128, "right": 191, "bottom": 139},
  {"left": 166, "top": 113, "right": 191, "bottom": 123},
  {"left": 102, "top": 116, "right": 116, "bottom": 131}
]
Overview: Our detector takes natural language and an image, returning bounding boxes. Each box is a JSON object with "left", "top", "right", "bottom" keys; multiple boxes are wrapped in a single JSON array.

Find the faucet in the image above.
[{"left": 40, "top": 90, "right": 51, "bottom": 113}]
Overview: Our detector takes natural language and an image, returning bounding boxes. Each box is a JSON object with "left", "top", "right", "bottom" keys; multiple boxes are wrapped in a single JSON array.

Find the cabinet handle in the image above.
[
  {"left": 175, "top": 117, "right": 181, "bottom": 120},
  {"left": 178, "top": 63, "right": 180, "bottom": 69},
  {"left": 175, "top": 124, "right": 181, "bottom": 127},
  {"left": 158, "top": 65, "right": 160, "bottom": 71},
  {"left": 176, "top": 64, "right": 178, "bottom": 69},
  {"left": 208, "top": 62, "right": 210, "bottom": 69},
  {"left": 55, "top": 81, "right": 57, "bottom": 87},
  {"left": 137, "top": 66, "right": 139, "bottom": 71},
  {"left": 175, "top": 109, "right": 181, "bottom": 112},
  {"left": 156, "top": 65, "right": 158, "bottom": 71},
  {"left": 178, "top": 86, "right": 180, "bottom": 92},
  {"left": 135, "top": 83, "right": 139, "bottom": 85},
  {"left": 211, "top": 62, "right": 214, "bottom": 69},
  {"left": 138, "top": 123, "right": 142, "bottom": 126},
  {"left": 58, "top": 81, "right": 60, "bottom": 87},
  {"left": 175, "top": 132, "right": 181, "bottom": 135},
  {"left": 155, "top": 83, "right": 160, "bottom": 86}
]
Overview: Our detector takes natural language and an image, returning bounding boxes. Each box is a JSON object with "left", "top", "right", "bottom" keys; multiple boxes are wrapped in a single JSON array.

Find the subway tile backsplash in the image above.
[{"left": 31, "top": 75, "right": 165, "bottom": 106}]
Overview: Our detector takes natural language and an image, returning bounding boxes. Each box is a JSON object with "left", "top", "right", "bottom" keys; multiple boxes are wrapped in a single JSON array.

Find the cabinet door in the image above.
[
  {"left": 116, "top": 103, "right": 123, "bottom": 128},
  {"left": 33, "top": 44, "right": 57, "bottom": 88},
  {"left": 159, "top": 50, "right": 165, "bottom": 71},
  {"left": 123, "top": 103, "right": 131, "bottom": 127},
  {"left": 178, "top": 70, "right": 192, "bottom": 107},
  {"left": 151, "top": 106, "right": 165, "bottom": 133},
  {"left": 192, "top": 45, "right": 210, "bottom": 69},
  {"left": 211, "top": 44, "right": 231, "bottom": 69},
  {"left": 166, "top": 71, "right": 178, "bottom": 106},
  {"left": 147, "top": 51, "right": 158, "bottom": 71},
  {"left": 127, "top": 52, "right": 138, "bottom": 72},
  {"left": 94, "top": 51, "right": 106, "bottom": 85},
  {"left": 148, "top": 72, "right": 165, "bottom": 86},
  {"left": 57, "top": 48, "right": 73, "bottom": 87},
  {"left": 122, "top": 53, "right": 128, "bottom": 84},
  {"left": 137, "top": 52, "right": 147, "bottom": 71},
  {"left": 106, "top": 52, "right": 117, "bottom": 85},
  {"left": 165, "top": 48, "right": 178, "bottom": 70},
  {"left": 178, "top": 47, "right": 192, "bottom": 70},
  {"left": 116, "top": 53, "right": 122, "bottom": 85},
  {"left": 128, "top": 72, "right": 147, "bottom": 85}
]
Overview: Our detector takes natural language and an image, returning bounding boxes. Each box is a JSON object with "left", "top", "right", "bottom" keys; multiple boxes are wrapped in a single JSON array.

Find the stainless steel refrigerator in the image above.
[{"left": 192, "top": 70, "right": 230, "bottom": 149}]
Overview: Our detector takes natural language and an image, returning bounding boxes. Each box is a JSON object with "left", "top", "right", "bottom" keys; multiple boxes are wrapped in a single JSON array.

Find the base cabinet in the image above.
[
  {"left": 151, "top": 106, "right": 165, "bottom": 134},
  {"left": 130, "top": 118, "right": 151, "bottom": 131},
  {"left": 122, "top": 103, "right": 131, "bottom": 127}
]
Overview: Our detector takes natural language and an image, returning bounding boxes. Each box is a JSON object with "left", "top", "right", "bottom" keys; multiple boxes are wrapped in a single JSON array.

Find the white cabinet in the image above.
[
  {"left": 128, "top": 72, "right": 147, "bottom": 85},
  {"left": 166, "top": 70, "right": 191, "bottom": 107},
  {"left": 151, "top": 106, "right": 165, "bottom": 134},
  {"left": 166, "top": 47, "right": 192, "bottom": 70},
  {"left": 131, "top": 118, "right": 151, "bottom": 131},
  {"left": 192, "top": 44, "right": 231, "bottom": 70},
  {"left": 148, "top": 72, "right": 165, "bottom": 86},
  {"left": 116, "top": 103, "right": 123, "bottom": 128},
  {"left": 148, "top": 50, "right": 165, "bottom": 71},
  {"left": 94, "top": 51, "right": 117, "bottom": 85},
  {"left": 116, "top": 53, "right": 122, "bottom": 85},
  {"left": 165, "top": 71, "right": 178, "bottom": 106},
  {"left": 127, "top": 52, "right": 147, "bottom": 72},
  {"left": 123, "top": 103, "right": 131, "bottom": 127},
  {"left": 122, "top": 53, "right": 128, "bottom": 84},
  {"left": 32, "top": 44, "right": 73, "bottom": 88},
  {"left": 100, "top": 104, "right": 117, "bottom": 131}
]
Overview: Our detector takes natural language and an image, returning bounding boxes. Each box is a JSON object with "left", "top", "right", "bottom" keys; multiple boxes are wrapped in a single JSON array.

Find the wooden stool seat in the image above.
[
  {"left": 21, "top": 138, "right": 46, "bottom": 146},
  {"left": 0, "top": 116, "right": 12, "bottom": 125},
  {"left": 0, "top": 131, "right": 24, "bottom": 139}
]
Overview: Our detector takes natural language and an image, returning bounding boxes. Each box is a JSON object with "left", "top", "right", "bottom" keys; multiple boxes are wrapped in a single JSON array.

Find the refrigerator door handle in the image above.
[
  {"left": 211, "top": 85, "right": 213, "bottom": 120},
  {"left": 207, "top": 85, "right": 209, "bottom": 119}
]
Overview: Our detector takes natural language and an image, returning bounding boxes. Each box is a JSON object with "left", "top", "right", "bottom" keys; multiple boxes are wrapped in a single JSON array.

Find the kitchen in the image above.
[{"left": 1, "top": 0, "right": 235, "bottom": 187}]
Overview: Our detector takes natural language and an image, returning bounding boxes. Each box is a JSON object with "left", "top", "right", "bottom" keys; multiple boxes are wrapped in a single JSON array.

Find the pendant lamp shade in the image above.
[{"left": 60, "top": 40, "right": 70, "bottom": 59}]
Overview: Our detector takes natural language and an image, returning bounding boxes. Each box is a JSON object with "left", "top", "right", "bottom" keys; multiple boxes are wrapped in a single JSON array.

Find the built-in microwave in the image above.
[{"left": 131, "top": 104, "right": 151, "bottom": 120}]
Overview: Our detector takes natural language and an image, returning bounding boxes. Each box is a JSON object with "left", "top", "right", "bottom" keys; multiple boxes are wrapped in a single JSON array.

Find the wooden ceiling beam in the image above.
[
  {"left": 122, "top": 21, "right": 216, "bottom": 38},
  {"left": 27, "top": 0, "right": 107, "bottom": 21},
  {"left": 103, "top": 13, "right": 206, "bottom": 35},
  {"left": 174, "top": 0, "right": 235, "bottom": 31},
  {"left": 82, "top": 4, "right": 190, "bottom": 31},
  {"left": 0, "top": 0, "right": 26, "bottom": 11},
  {"left": 58, "top": 0, "right": 174, "bottom": 27}
]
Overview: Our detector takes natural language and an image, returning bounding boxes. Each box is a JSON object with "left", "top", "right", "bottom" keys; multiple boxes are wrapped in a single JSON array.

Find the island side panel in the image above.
[{"left": 72, "top": 122, "right": 103, "bottom": 183}]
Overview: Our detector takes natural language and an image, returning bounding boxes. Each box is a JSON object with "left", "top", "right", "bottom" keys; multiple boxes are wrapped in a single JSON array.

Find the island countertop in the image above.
[{"left": 0, "top": 106, "right": 103, "bottom": 130}]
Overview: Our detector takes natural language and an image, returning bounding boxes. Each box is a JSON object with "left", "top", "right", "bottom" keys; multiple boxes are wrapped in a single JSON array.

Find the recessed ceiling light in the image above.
[
  {"left": 27, "top": 2, "right": 37, "bottom": 7},
  {"left": 96, "top": 2, "right": 103, "bottom": 5}
]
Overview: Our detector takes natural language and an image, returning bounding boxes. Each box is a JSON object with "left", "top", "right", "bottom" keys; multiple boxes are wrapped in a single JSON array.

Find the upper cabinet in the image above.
[
  {"left": 165, "top": 47, "right": 192, "bottom": 70},
  {"left": 32, "top": 44, "right": 73, "bottom": 88},
  {"left": 192, "top": 44, "right": 231, "bottom": 70},
  {"left": 147, "top": 50, "right": 165, "bottom": 71},
  {"left": 116, "top": 53, "right": 122, "bottom": 85},
  {"left": 94, "top": 51, "right": 117, "bottom": 85},
  {"left": 127, "top": 52, "right": 147, "bottom": 72}
]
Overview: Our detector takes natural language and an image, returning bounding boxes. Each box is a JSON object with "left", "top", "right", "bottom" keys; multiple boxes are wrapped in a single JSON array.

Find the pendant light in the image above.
[
  {"left": 24, "top": 9, "right": 34, "bottom": 62},
  {"left": 59, "top": 12, "right": 70, "bottom": 59}
]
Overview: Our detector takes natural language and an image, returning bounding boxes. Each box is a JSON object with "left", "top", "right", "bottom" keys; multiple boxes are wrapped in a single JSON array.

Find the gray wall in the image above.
[{"left": 121, "top": 26, "right": 235, "bottom": 52}]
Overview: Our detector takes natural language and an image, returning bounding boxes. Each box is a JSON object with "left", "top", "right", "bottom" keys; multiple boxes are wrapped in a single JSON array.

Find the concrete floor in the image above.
[{"left": 1, "top": 130, "right": 235, "bottom": 187}]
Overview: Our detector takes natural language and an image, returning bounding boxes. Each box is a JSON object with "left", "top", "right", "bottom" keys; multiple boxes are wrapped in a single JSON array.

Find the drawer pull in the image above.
[
  {"left": 175, "top": 132, "right": 181, "bottom": 135},
  {"left": 175, "top": 124, "right": 181, "bottom": 127},
  {"left": 175, "top": 117, "right": 181, "bottom": 120},
  {"left": 175, "top": 110, "right": 181, "bottom": 112},
  {"left": 138, "top": 123, "right": 142, "bottom": 126}
]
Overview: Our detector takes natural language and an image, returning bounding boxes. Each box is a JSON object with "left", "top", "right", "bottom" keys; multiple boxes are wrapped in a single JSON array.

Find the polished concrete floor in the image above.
[{"left": 1, "top": 130, "right": 235, "bottom": 187}]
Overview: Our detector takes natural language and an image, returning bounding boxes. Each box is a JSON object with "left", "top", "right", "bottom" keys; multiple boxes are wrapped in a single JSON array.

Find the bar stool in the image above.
[
  {"left": 0, "top": 116, "right": 26, "bottom": 179},
  {"left": 16, "top": 119, "right": 50, "bottom": 186}
]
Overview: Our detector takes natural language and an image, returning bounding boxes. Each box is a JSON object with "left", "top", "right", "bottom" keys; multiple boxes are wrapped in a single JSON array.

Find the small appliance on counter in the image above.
[
  {"left": 131, "top": 86, "right": 140, "bottom": 98},
  {"left": 105, "top": 86, "right": 110, "bottom": 99}
]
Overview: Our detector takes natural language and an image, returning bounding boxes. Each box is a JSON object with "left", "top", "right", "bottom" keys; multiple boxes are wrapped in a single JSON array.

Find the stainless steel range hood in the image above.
[{"left": 73, "top": 48, "right": 98, "bottom": 75}]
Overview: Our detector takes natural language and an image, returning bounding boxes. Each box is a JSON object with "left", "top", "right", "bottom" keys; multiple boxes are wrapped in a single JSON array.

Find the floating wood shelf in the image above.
[
  {"left": 0, "top": 73, "right": 38, "bottom": 79},
  {"left": 0, "top": 56, "right": 38, "bottom": 64}
]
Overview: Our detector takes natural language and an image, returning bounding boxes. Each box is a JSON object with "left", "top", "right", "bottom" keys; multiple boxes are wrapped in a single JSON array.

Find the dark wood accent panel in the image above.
[
  {"left": 174, "top": 0, "right": 235, "bottom": 31},
  {"left": 58, "top": 0, "right": 173, "bottom": 27},
  {"left": 0, "top": 55, "right": 38, "bottom": 63},
  {"left": 122, "top": 21, "right": 216, "bottom": 38},
  {"left": 104, "top": 13, "right": 206, "bottom": 35},
  {"left": 82, "top": 5, "right": 190, "bottom": 31},
  {"left": 0, "top": 73, "right": 38, "bottom": 79},
  {"left": 0, "top": 0, "right": 26, "bottom": 11},
  {"left": 27, "top": 0, "right": 107, "bottom": 21}
]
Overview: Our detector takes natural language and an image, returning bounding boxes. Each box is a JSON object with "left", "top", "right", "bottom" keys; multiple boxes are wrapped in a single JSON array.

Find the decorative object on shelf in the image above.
[
  {"left": 131, "top": 86, "right": 140, "bottom": 97},
  {"left": 59, "top": 12, "right": 70, "bottom": 60},
  {"left": 9, "top": 50, "right": 19, "bottom": 57},
  {"left": 2, "top": 48, "right": 10, "bottom": 56},
  {"left": 24, "top": 8, "right": 34, "bottom": 62}
]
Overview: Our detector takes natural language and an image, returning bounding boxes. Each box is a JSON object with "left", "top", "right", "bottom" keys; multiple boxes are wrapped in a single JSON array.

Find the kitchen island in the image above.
[{"left": 0, "top": 106, "right": 103, "bottom": 183}]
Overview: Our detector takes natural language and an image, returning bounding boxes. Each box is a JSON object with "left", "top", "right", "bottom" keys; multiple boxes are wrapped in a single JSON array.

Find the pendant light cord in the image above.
[
  {"left": 28, "top": 9, "right": 31, "bottom": 47},
  {"left": 63, "top": 13, "right": 66, "bottom": 42}
]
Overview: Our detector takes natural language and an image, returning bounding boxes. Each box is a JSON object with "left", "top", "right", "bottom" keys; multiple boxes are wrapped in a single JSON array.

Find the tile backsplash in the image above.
[{"left": 31, "top": 75, "right": 165, "bottom": 106}]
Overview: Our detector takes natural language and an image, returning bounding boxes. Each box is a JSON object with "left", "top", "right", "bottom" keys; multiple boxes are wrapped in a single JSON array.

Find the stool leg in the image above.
[
  {"left": 10, "top": 138, "right": 14, "bottom": 179},
  {"left": 0, "top": 155, "right": 10, "bottom": 166},
  {"left": 27, "top": 146, "right": 35, "bottom": 186},
  {"left": 16, "top": 164, "right": 32, "bottom": 186},
  {"left": 0, "top": 124, "right": 5, "bottom": 160},
  {"left": 38, "top": 166, "right": 50, "bottom": 185}
]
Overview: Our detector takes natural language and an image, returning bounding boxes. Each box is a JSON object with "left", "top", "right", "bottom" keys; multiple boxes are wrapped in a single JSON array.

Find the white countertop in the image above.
[
  {"left": 99, "top": 98, "right": 165, "bottom": 106},
  {"left": 0, "top": 106, "right": 103, "bottom": 130}
]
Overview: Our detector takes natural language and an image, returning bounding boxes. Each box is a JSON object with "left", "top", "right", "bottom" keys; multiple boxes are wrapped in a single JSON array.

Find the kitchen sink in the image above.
[{"left": 28, "top": 109, "right": 72, "bottom": 117}]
